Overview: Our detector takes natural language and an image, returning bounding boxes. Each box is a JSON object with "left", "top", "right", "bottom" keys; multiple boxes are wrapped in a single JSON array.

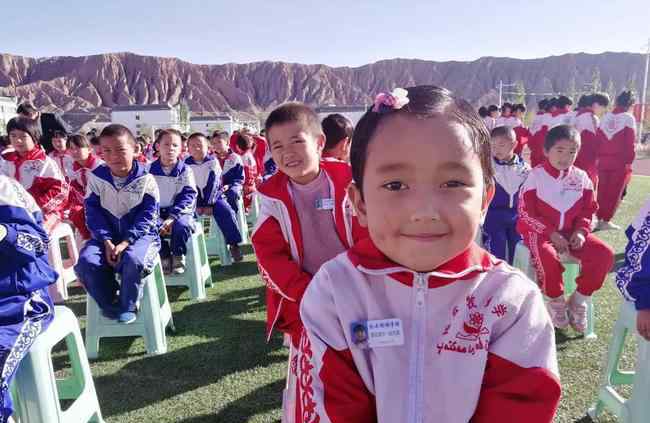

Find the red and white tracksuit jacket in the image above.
[
  {"left": 512, "top": 119, "right": 530, "bottom": 156},
  {"left": 528, "top": 112, "right": 549, "bottom": 167},
  {"left": 48, "top": 150, "right": 74, "bottom": 181},
  {"left": 241, "top": 151, "right": 259, "bottom": 211},
  {"left": 517, "top": 161, "right": 613, "bottom": 298},
  {"left": 299, "top": 239, "right": 561, "bottom": 423},
  {"left": 573, "top": 108, "right": 601, "bottom": 187},
  {"left": 67, "top": 154, "right": 103, "bottom": 240},
  {"left": 252, "top": 160, "right": 367, "bottom": 423},
  {"left": 2, "top": 146, "right": 70, "bottom": 232},
  {"left": 596, "top": 108, "right": 636, "bottom": 222}
]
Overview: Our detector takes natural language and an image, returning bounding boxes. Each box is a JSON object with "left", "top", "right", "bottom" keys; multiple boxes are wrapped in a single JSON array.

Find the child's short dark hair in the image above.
[
  {"left": 487, "top": 104, "right": 499, "bottom": 114},
  {"left": 156, "top": 128, "right": 182, "bottom": 143},
  {"left": 490, "top": 126, "right": 516, "bottom": 141},
  {"left": 264, "top": 102, "right": 322, "bottom": 137},
  {"left": 322, "top": 113, "right": 354, "bottom": 151},
  {"left": 68, "top": 134, "right": 90, "bottom": 149},
  {"left": 544, "top": 125, "right": 580, "bottom": 151},
  {"left": 591, "top": 92, "right": 610, "bottom": 107},
  {"left": 538, "top": 99, "right": 548, "bottom": 111},
  {"left": 350, "top": 85, "right": 494, "bottom": 197},
  {"left": 478, "top": 107, "right": 488, "bottom": 118},
  {"left": 211, "top": 130, "right": 228, "bottom": 140},
  {"left": 577, "top": 94, "right": 591, "bottom": 109},
  {"left": 513, "top": 103, "right": 526, "bottom": 113},
  {"left": 501, "top": 102, "right": 513, "bottom": 112},
  {"left": 6, "top": 116, "right": 42, "bottom": 144},
  {"left": 188, "top": 132, "right": 207, "bottom": 142},
  {"left": 89, "top": 136, "right": 100, "bottom": 146},
  {"left": 236, "top": 133, "right": 254, "bottom": 151},
  {"left": 99, "top": 124, "right": 136, "bottom": 146},
  {"left": 52, "top": 130, "right": 66, "bottom": 140},
  {"left": 16, "top": 102, "right": 38, "bottom": 116},
  {"left": 557, "top": 96, "right": 573, "bottom": 108},
  {"left": 548, "top": 97, "right": 559, "bottom": 109},
  {"left": 616, "top": 90, "right": 635, "bottom": 109}
]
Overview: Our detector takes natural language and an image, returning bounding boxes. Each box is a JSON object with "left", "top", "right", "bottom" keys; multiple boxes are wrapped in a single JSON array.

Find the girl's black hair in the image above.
[
  {"left": 478, "top": 106, "right": 488, "bottom": 118},
  {"left": 591, "top": 92, "right": 610, "bottom": 107},
  {"left": 615, "top": 90, "right": 635, "bottom": 109},
  {"left": 68, "top": 134, "right": 90, "bottom": 149},
  {"left": 577, "top": 94, "right": 592, "bottom": 109},
  {"left": 6, "top": 116, "right": 42, "bottom": 144},
  {"left": 322, "top": 113, "right": 354, "bottom": 151},
  {"left": 236, "top": 133, "right": 254, "bottom": 152},
  {"left": 557, "top": 96, "right": 573, "bottom": 108},
  {"left": 513, "top": 103, "right": 526, "bottom": 113},
  {"left": 538, "top": 99, "right": 549, "bottom": 111},
  {"left": 501, "top": 102, "right": 513, "bottom": 112},
  {"left": 487, "top": 104, "right": 499, "bottom": 113},
  {"left": 350, "top": 85, "right": 494, "bottom": 197},
  {"left": 547, "top": 97, "right": 559, "bottom": 110}
]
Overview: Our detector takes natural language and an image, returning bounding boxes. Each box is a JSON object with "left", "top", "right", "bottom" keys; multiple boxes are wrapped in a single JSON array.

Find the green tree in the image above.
[
  {"left": 626, "top": 72, "right": 638, "bottom": 93},
  {"left": 178, "top": 100, "right": 190, "bottom": 132},
  {"left": 591, "top": 68, "right": 602, "bottom": 92},
  {"left": 512, "top": 81, "right": 526, "bottom": 104},
  {"left": 567, "top": 75, "right": 577, "bottom": 98},
  {"left": 606, "top": 79, "right": 616, "bottom": 100}
]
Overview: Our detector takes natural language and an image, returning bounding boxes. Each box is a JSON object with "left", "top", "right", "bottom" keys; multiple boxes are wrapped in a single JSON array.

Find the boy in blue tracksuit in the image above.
[
  {"left": 482, "top": 126, "right": 530, "bottom": 263},
  {"left": 75, "top": 124, "right": 161, "bottom": 324},
  {"left": 211, "top": 131, "right": 245, "bottom": 262},
  {"left": 0, "top": 174, "right": 56, "bottom": 422},
  {"left": 616, "top": 197, "right": 650, "bottom": 340},
  {"left": 149, "top": 129, "right": 197, "bottom": 274}
]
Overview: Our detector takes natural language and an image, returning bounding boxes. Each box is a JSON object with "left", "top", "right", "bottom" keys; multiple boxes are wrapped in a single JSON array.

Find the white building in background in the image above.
[
  {"left": 315, "top": 105, "right": 367, "bottom": 126},
  {"left": 111, "top": 104, "right": 183, "bottom": 138},
  {"left": 189, "top": 115, "right": 236, "bottom": 135},
  {"left": 0, "top": 96, "right": 17, "bottom": 134}
]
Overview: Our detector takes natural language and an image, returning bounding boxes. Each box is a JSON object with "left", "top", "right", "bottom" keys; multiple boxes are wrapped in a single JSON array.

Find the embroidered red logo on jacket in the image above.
[{"left": 299, "top": 334, "right": 320, "bottom": 423}]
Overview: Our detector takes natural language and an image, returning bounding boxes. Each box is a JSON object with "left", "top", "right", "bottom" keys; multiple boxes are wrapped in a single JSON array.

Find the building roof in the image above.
[
  {"left": 0, "top": 96, "right": 17, "bottom": 103},
  {"left": 315, "top": 105, "right": 367, "bottom": 113},
  {"left": 190, "top": 115, "right": 232, "bottom": 122},
  {"left": 112, "top": 104, "right": 174, "bottom": 112}
]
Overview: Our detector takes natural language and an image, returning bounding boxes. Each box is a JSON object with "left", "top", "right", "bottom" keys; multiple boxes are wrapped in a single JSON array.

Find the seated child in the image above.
[
  {"left": 74, "top": 124, "right": 161, "bottom": 324},
  {"left": 0, "top": 175, "right": 56, "bottom": 422},
  {"left": 300, "top": 86, "right": 560, "bottom": 423},
  {"left": 149, "top": 129, "right": 197, "bottom": 274},
  {"left": 89, "top": 135, "right": 103, "bottom": 159},
  {"left": 48, "top": 130, "right": 74, "bottom": 180},
  {"left": 66, "top": 134, "right": 103, "bottom": 240},
  {"left": 482, "top": 126, "right": 530, "bottom": 263},
  {"left": 134, "top": 137, "right": 150, "bottom": 164},
  {"left": 185, "top": 132, "right": 223, "bottom": 217},
  {"left": 517, "top": 125, "right": 614, "bottom": 332},
  {"left": 252, "top": 102, "right": 369, "bottom": 421},
  {"left": 3, "top": 117, "right": 69, "bottom": 232},
  {"left": 616, "top": 196, "right": 650, "bottom": 340},
  {"left": 211, "top": 131, "right": 245, "bottom": 262},
  {"left": 321, "top": 113, "right": 353, "bottom": 162},
  {"left": 512, "top": 103, "right": 531, "bottom": 156},
  {"left": 235, "top": 133, "right": 259, "bottom": 213}
]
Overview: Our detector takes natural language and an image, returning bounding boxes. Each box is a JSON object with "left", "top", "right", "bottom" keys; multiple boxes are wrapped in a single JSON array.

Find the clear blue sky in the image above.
[{"left": 3, "top": 0, "right": 649, "bottom": 66}]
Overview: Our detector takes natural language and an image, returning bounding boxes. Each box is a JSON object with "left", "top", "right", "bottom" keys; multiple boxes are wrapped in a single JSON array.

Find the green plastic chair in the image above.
[
  {"left": 201, "top": 216, "right": 233, "bottom": 266},
  {"left": 11, "top": 306, "right": 104, "bottom": 422},
  {"left": 165, "top": 222, "right": 213, "bottom": 300},
  {"left": 589, "top": 301, "right": 650, "bottom": 422},
  {"left": 512, "top": 241, "right": 596, "bottom": 339},
  {"left": 84, "top": 258, "right": 175, "bottom": 359}
]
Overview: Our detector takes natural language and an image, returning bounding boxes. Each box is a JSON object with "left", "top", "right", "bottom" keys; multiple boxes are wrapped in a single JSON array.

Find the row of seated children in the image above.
[
  {"left": 254, "top": 87, "right": 561, "bottom": 422},
  {"left": 483, "top": 123, "right": 614, "bottom": 332}
]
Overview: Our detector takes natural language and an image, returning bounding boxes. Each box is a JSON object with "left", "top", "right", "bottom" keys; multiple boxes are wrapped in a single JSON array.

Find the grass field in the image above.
[{"left": 55, "top": 176, "right": 650, "bottom": 423}]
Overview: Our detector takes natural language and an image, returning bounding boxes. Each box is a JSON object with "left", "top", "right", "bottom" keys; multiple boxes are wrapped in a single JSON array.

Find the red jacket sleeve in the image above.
[
  {"left": 472, "top": 353, "right": 561, "bottom": 423},
  {"left": 517, "top": 177, "right": 556, "bottom": 238},
  {"left": 621, "top": 126, "right": 636, "bottom": 165},
  {"left": 252, "top": 214, "right": 312, "bottom": 341},
  {"left": 573, "top": 184, "right": 597, "bottom": 235},
  {"left": 29, "top": 175, "right": 68, "bottom": 219}
]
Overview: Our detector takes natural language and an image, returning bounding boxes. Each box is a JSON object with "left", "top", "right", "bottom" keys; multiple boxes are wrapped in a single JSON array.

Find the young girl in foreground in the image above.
[{"left": 299, "top": 86, "right": 561, "bottom": 423}]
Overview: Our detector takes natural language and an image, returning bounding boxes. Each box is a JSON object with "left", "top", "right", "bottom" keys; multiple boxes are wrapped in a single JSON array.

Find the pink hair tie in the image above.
[{"left": 372, "top": 88, "right": 410, "bottom": 113}]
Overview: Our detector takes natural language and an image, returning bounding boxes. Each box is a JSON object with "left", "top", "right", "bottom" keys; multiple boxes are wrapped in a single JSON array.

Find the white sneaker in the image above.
[
  {"left": 545, "top": 296, "right": 570, "bottom": 329},
  {"left": 568, "top": 291, "right": 590, "bottom": 333},
  {"left": 595, "top": 220, "right": 621, "bottom": 231},
  {"left": 172, "top": 255, "right": 186, "bottom": 274},
  {"left": 162, "top": 257, "right": 172, "bottom": 275}
]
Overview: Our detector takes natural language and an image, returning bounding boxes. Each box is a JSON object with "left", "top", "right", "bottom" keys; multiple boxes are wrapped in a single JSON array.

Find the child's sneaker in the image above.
[
  {"left": 568, "top": 291, "right": 590, "bottom": 333},
  {"left": 545, "top": 296, "right": 569, "bottom": 329},
  {"left": 595, "top": 220, "right": 620, "bottom": 231},
  {"left": 162, "top": 257, "right": 172, "bottom": 275},
  {"left": 118, "top": 311, "right": 137, "bottom": 324},
  {"left": 230, "top": 244, "right": 243, "bottom": 262},
  {"left": 172, "top": 255, "right": 186, "bottom": 274}
]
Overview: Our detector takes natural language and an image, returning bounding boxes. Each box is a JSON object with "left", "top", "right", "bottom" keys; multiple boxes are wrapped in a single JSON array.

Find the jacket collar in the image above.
[
  {"left": 185, "top": 154, "right": 216, "bottom": 165},
  {"left": 347, "top": 237, "right": 496, "bottom": 288},
  {"left": 3, "top": 145, "right": 46, "bottom": 163},
  {"left": 73, "top": 153, "right": 99, "bottom": 171},
  {"left": 493, "top": 154, "right": 520, "bottom": 166},
  {"left": 150, "top": 158, "right": 184, "bottom": 177},
  {"left": 94, "top": 160, "right": 146, "bottom": 188},
  {"left": 542, "top": 160, "right": 573, "bottom": 179},
  {"left": 612, "top": 107, "right": 627, "bottom": 115}
]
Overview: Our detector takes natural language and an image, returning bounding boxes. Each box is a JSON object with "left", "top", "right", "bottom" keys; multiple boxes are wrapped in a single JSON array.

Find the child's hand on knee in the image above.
[
  {"left": 550, "top": 232, "right": 569, "bottom": 254},
  {"left": 637, "top": 310, "right": 650, "bottom": 341},
  {"left": 104, "top": 239, "right": 117, "bottom": 267},
  {"left": 112, "top": 240, "right": 129, "bottom": 263},
  {"left": 569, "top": 231, "right": 586, "bottom": 250}
]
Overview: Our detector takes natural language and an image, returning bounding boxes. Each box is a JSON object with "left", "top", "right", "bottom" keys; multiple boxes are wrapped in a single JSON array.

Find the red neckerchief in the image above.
[
  {"left": 347, "top": 237, "right": 496, "bottom": 288},
  {"left": 3, "top": 146, "right": 47, "bottom": 181},
  {"left": 73, "top": 154, "right": 99, "bottom": 187},
  {"left": 612, "top": 107, "right": 626, "bottom": 115}
]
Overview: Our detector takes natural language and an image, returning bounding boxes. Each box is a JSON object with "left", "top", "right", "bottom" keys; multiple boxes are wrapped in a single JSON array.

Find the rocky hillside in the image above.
[{"left": 0, "top": 51, "right": 645, "bottom": 128}]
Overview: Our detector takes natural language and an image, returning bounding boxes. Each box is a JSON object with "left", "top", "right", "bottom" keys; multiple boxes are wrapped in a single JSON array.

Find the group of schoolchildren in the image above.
[{"left": 1, "top": 84, "right": 649, "bottom": 422}]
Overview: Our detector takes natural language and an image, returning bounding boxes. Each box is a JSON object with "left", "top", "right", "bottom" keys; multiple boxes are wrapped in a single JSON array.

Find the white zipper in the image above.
[{"left": 408, "top": 273, "right": 427, "bottom": 423}]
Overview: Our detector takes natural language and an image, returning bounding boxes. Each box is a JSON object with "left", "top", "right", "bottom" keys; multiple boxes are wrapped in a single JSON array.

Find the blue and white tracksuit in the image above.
[
  {"left": 0, "top": 175, "right": 55, "bottom": 421},
  {"left": 74, "top": 161, "right": 161, "bottom": 315},
  {"left": 215, "top": 151, "right": 245, "bottom": 245},
  {"left": 482, "top": 156, "right": 530, "bottom": 263},
  {"left": 149, "top": 159, "right": 197, "bottom": 258},
  {"left": 617, "top": 197, "right": 650, "bottom": 310}
]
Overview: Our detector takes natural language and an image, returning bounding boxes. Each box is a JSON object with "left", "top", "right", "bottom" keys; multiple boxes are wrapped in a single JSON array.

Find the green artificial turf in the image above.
[{"left": 52, "top": 176, "right": 650, "bottom": 422}]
